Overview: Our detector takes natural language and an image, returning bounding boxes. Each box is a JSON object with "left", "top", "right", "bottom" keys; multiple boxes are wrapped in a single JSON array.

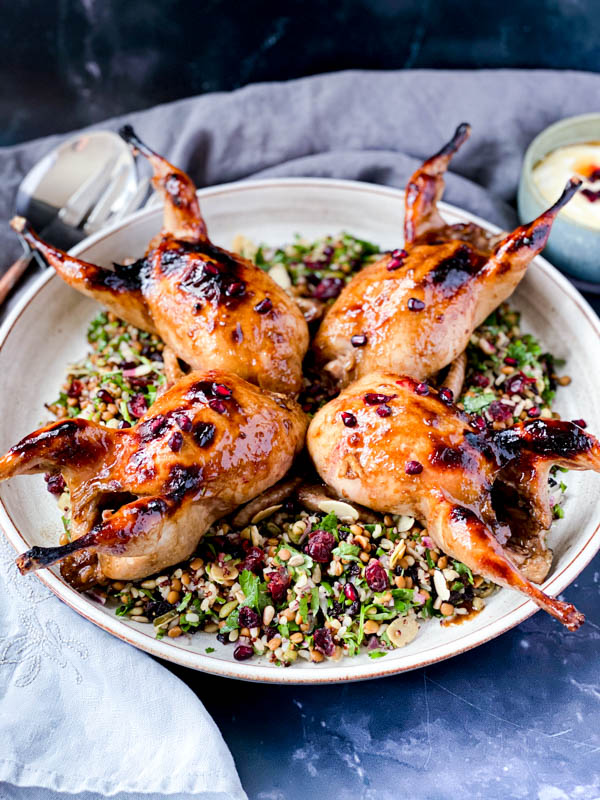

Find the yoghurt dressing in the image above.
[{"left": 532, "top": 142, "right": 600, "bottom": 228}]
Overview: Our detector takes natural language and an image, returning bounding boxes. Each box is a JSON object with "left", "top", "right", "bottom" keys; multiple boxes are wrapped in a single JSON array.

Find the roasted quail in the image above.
[
  {"left": 313, "top": 124, "right": 581, "bottom": 387},
  {"left": 11, "top": 127, "right": 309, "bottom": 395},
  {"left": 0, "top": 371, "right": 306, "bottom": 583},
  {"left": 307, "top": 372, "right": 600, "bottom": 630}
]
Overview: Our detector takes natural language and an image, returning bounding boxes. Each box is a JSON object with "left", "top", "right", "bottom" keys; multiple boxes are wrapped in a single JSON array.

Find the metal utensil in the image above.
[{"left": 1, "top": 130, "right": 149, "bottom": 306}]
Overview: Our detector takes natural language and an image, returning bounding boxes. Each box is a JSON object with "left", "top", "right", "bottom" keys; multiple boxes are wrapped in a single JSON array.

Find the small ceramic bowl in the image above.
[{"left": 518, "top": 113, "right": 600, "bottom": 283}]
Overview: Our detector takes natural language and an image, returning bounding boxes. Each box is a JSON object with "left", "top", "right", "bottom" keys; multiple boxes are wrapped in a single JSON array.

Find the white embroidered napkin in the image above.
[{"left": 0, "top": 536, "right": 247, "bottom": 800}]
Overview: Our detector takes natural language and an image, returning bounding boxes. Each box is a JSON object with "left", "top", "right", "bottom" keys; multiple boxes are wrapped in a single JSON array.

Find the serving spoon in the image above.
[{"left": 0, "top": 130, "right": 150, "bottom": 307}]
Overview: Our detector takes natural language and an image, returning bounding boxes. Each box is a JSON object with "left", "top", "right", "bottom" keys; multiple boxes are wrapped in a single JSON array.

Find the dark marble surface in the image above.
[
  {"left": 4, "top": 0, "right": 600, "bottom": 146},
  {"left": 4, "top": 2, "right": 600, "bottom": 797}
]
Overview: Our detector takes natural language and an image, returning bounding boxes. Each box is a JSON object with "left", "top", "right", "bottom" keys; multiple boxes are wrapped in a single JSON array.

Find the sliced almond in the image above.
[
  {"left": 317, "top": 499, "right": 359, "bottom": 522},
  {"left": 396, "top": 515, "right": 415, "bottom": 532},
  {"left": 251, "top": 504, "right": 283, "bottom": 524},
  {"left": 433, "top": 569, "right": 450, "bottom": 601},
  {"left": 387, "top": 611, "right": 419, "bottom": 648},
  {"left": 268, "top": 263, "right": 292, "bottom": 289},
  {"left": 389, "top": 540, "right": 407, "bottom": 569}
]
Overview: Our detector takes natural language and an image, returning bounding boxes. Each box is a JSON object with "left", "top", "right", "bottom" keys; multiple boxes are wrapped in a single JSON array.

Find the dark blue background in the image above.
[{"left": 4, "top": 2, "right": 600, "bottom": 797}]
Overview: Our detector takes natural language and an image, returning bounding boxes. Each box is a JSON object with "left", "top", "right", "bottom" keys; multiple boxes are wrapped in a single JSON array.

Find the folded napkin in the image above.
[{"left": 2, "top": 68, "right": 600, "bottom": 799}]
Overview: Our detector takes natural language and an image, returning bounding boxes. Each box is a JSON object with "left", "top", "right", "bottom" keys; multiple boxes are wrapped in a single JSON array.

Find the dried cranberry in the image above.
[
  {"left": 44, "top": 473, "right": 66, "bottom": 495},
  {"left": 265, "top": 626, "right": 278, "bottom": 641},
  {"left": 267, "top": 567, "right": 290, "bottom": 603},
  {"left": 194, "top": 422, "right": 216, "bottom": 447},
  {"left": 128, "top": 393, "right": 148, "bottom": 419},
  {"left": 488, "top": 401, "right": 513, "bottom": 422},
  {"left": 313, "top": 627, "right": 335, "bottom": 657},
  {"left": 344, "top": 583, "right": 358, "bottom": 602},
  {"left": 347, "top": 562, "right": 360, "bottom": 577},
  {"left": 472, "top": 373, "right": 490, "bottom": 388},
  {"left": 254, "top": 297, "right": 273, "bottom": 314},
  {"left": 67, "top": 380, "right": 83, "bottom": 398},
  {"left": 405, "top": 460, "right": 423, "bottom": 475},
  {"left": 314, "top": 277, "right": 344, "bottom": 300},
  {"left": 341, "top": 411, "right": 357, "bottom": 427},
  {"left": 363, "top": 392, "right": 395, "bottom": 405},
  {"left": 233, "top": 644, "right": 254, "bottom": 661},
  {"left": 505, "top": 374, "right": 525, "bottom": 395},
  {"left": 96, "top": 388, "right": 114, "bottom": 404},
  {"left": 407, "top": 297, "right": 425, "bottom": 311},
  {"left": 365, "top": 560, "right": 388, "bottom": 592},
  {"left": 209, "top": 399, "right": 227, "bottom": 414},
  {"left": 351, "top": 333, "right": 368, "bottom": 347},
  {"left": 376, "top": 405, "right": 392, "bottom": 417},
  {"left": 175, "top": 412, "right": 193, "bottom": 432},
  {"left": 213, "top": 383, "right": 232, "bottom": 398},
  {"left": 119, "top": 419, "right": 131, "bottom": 429},
  {"left": 216, "top": 632, "right": 230, "bottom": 645},
  {"left": 415, "top": 382, "right": 430, "bottom": 396},
  {"left": 240, "top": 546, "right": 264, "bottom": 574},
  {"left": 238, "top": 606, "right": 260, "bottom": 629},
  {"left": 168, "top": 431, "right": 183, "bottom": 452},
  {"left": 347, "top": 600, "right": 361, "bottom": 617},
  {"left": 572, "top": 418, "right": 587, "bottom": 428},
  {"left": 305, "top": 530, "right": 336, "bottom": 563},
  {"left": 439, "top": 387, "right": 454, "bottom": 404}
]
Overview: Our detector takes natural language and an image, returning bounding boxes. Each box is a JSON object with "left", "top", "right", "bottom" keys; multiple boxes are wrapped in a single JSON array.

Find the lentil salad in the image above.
[{"left": 44, "top": 231, "right": 572, "bottom": 666}]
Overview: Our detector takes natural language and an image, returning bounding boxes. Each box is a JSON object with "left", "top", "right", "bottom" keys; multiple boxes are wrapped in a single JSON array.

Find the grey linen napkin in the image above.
[{"left": 1, "top": 69, "right": 600, "bottom": 799}]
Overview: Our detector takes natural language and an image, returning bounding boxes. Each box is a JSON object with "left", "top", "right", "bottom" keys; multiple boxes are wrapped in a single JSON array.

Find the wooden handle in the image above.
[{"left": 0, "top": 252, "right": 35, "bottom": 306}]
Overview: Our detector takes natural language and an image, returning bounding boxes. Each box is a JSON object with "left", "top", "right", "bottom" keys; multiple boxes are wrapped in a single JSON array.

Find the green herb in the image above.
[
  {"left": 462, "top": 393, "right": 496, "bottom": 414},
  {"left": 368, "top": 650, "right": 388, "bottom": 659},
  {"left": 177, "top": 592, "right": 192, "bottom": 611},
  {"left": 205, "top": 647, "right": 215, "bottom": 654},
  {"left": 453, "top": 561, "right": 474, "bottom": 584},
  {"left": 239, "top": 570, "right": 260, "bottom": 609},
  {"left": 220, "top": 608, "right": 240, "bottom": 633},
  {"left": 332, "top": 542, "right": 361, "bottom": 559},
  {"left": 553, "top": 504, "right": 565, "bottom": 519},
  {"left": 320, "top": 512, "right": 338, "bottom": 532}
]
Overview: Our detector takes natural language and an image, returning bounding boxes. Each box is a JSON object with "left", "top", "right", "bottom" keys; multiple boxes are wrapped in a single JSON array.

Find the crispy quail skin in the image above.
[
  {"left": 313, "top": 124, "right": 580, "bottom": 387},
  {"left": 11, "top": 127, "right": 309, "bottom": 395},
  {"left": 0, "top": 371, "right": 306, "bottom": 582},
  {"left": 307, "top": 372, "right": 600, "bottom": 630}
]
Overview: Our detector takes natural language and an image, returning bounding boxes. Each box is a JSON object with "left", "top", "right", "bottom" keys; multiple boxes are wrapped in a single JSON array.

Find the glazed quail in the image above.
[
  {"left": 0, "top": 371, "right": 306, "bottom": 583},
  {"left": 313, "top": 124, "right": 581, "bottom": 387},
  {"left": 11, "top": 126, "right": 309, "bottom": 395},
  {"left": 307, "top": 372, "right": 600, "bottom": 630}
]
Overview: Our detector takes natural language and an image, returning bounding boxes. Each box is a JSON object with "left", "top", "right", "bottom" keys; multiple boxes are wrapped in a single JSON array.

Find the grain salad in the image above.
[{"left": 44, "top": 231, "right": 573, "bottom": 665}]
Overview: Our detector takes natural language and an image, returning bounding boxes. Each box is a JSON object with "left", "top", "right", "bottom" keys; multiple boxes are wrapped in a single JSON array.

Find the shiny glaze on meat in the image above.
[
  {"left": 313, "top": 124, "right": 581, "bottom": 386},
  {"left": 307, "top": 373, "right": 600, "bottom": 630},
  {"left": 0, "top": 371, "right": 306, "bottom": 582},
  {"left": 10, "top": 127, "right": 308, "bottom": 395}
]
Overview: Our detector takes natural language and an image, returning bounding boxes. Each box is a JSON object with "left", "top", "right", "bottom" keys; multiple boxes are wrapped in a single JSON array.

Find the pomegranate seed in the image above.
[
  {"left": 209, "top": 399, "right": 227, "bottom": 414},
  {"left": 527, "top": 407, "right": 540, "bottom": 418},
  {"left": 314, "top": 277, "right": 344, "bottom": 299},
  {"left": 472, "top": 374, "right": 490, "bottom": 388},
  {"left": 168, "top": 431, "right": 183, "bottom": 452},
  {"left": 387, "top": 249, "right": 408, "bottom": 271},
  {"left": 439, "top": 387, "right": 454, "bottom": 404},
  {"left": 67, "top": 380, "right": 83, "bottom": 398},
  {"left": 407, "top": 297, "right": 425, "bottom": 311},
  {"left": 233, "top": 645, "right": 254, "bottom": 661},
  {"left": 96, "top": 388, "right": 114, "bottom": 404},
  {"left": 376, "top": 405, "right": 392, "bottom": 417},
  {"left": 128, "top": 394, "right": 148, "bottom": 419},
  {"left": 504, "top": 357, "right": 518, "bottom": 366},
  {"left": 415, "top": 382, "right": 430, "bottom": 396},
  {"left": 392, "top": 248, "right": 408, "bottom": 259},
  {"left": 489, "top": 401, "right": 513, "bottom": 422},
  {"left": 589, "top": 167, "right": 600, "bottom": 181},
  {"left": 254, "top": 297, "right": 273, "bottom": 314},
  {"left": 572, "top": 418, "right": 587, "bottom": 428},
  {"left": 341, "top": 411, "right": 357, "bottom": 427},
  {"left": 364, "top": 560, "right": 388, "bottom": 592},
  {"left": 203, "top": 263, "right": 220, "bottom": 276},
  {"left": 344, "top": 583, "right": 358, "bottom": 602},
  {"left": 194, "top": 422, "right": 216, "bottom": 447},
  {"left": 405, "top": 460, "right": 423, "bottom": 475},
  {"left": 471, "top": 415, "right": 487, "bottom": 430},
  {"left": 351, "top": 333, "right": 368, "bottom": 347},
  {"left": 175, "top": 413, "right": 193, "bottom": 432},
  {"left": 225, "top": 281, "right": 246, "bottom": 297},
  {"left": 363, "top": 393, "right": 396, "bottom": 405},
  {"left": 119, "top": 419, "right": 132, "bottom": 429},
  {"left": 581, "top": 188, "right": 600, "bottom": 203},
  {"left": 213, "top": 383, "right": 232, "bottom": 398},
  {"left": 313, "top": 627, "right": 335, "bottom": 656}
]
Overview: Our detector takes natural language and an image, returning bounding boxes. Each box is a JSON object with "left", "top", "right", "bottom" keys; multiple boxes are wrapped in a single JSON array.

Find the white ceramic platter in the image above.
[{"left": 1, "top": 177, "right": 600, "bottom": 684}]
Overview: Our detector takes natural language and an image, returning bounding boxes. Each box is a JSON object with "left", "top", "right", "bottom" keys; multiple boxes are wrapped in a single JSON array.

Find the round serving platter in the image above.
[{"left": 1, "top": 177, "right": 600, "bottom": 684}]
